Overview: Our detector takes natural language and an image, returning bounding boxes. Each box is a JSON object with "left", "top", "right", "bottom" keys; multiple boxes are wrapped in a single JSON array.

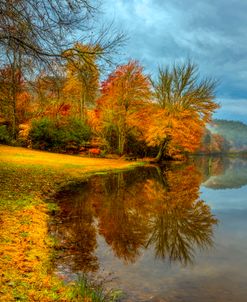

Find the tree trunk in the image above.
[
  {"left": 155, "top": 137, "right": 170, "bottom": 162},
  {"left": 80, "top": 90, "right": 87, "bottom": 121},
  {"left": 80, "top": 92, "right": 83, "bottom": 120},
  {"left": 10, "top": 53, "right": 17, "bottom": 139},
  {"left": 11, "top": 94, "right": 17, "bottom": 139},
  {"left": 155, "top": 166, "right": 169, "bottom": 190},
  {"left": 117, "top": 119, "right": 127, "bottom": 155},
  {"left": 8, "top": 47, "right": 22, "bottom": 139},
  {"left": 118, "top": 131, "right": 125, "bottom": 155}
]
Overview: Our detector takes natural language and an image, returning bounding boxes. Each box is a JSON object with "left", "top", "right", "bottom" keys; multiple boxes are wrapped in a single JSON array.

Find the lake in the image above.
[{"left": 52, "top": 157, "right": 247, "bottom": 301}]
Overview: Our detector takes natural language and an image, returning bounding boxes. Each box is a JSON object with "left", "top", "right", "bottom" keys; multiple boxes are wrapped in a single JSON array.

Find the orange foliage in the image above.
[
  {"left": 95, "top": 60, "right": 151, "bottom": 153},
  {"left": 146, "top": 63, "right": 219, "bottom": 159},
  {"left": 16, "top": 91, "right": 33, "bottom": 123},
  {"left": 149, "top": 108, "right": 204, "bottom": 154}
]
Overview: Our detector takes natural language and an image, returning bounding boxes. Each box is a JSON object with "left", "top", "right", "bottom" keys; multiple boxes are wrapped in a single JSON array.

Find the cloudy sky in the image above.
[{"left": 100, "top": 0, "right": 247, "bottom": 123}]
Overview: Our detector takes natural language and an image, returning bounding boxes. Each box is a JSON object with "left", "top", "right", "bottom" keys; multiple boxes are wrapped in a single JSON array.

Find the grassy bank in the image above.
[{"left": 0, "top": 145, "right": 143, "bottom": 301}]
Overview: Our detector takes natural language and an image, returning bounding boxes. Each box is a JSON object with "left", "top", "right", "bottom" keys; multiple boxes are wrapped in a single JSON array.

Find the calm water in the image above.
[{"left": 52, "top": 157, "right": 247, "bottom": 301}]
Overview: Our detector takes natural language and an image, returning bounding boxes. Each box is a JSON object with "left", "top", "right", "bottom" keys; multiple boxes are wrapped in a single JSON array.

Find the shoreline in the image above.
[{"left": 0, "top": 145, "right": 143, "bottom": 301}]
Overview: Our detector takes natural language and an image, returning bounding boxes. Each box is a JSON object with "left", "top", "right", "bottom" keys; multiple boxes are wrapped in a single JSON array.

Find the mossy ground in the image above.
[{"left": 0, "top": 145, "right": 142, "bottom": 301}]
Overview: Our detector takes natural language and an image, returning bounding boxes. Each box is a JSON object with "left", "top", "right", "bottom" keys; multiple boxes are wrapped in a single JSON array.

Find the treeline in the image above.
[
  {"left": 197, "top": 119, "right": 247, "bottom": 154},
  {"left": 0, "top": 58, "right": 219, "bottom": 161}
]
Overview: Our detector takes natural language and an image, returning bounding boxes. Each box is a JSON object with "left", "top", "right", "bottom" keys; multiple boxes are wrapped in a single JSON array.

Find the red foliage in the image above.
[
  {"left": 88, "top": 148, "right": 101, "bottom": 156},
  {"left": 58, "top": 103, "right": 71, "bottom": 116}
]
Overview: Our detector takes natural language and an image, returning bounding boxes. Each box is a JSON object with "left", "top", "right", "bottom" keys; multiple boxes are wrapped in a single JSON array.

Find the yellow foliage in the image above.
[
  {"left": 144, "top": 106, "right": 204, "bottom": 156},
  {"left": 62, "top": 43, "right": 100, "bottom": 119},
  {"left": 0, "top": 201, "right": 57, "bottom": 301},
  {"left": 18, "top": 123, "right": 31, "bottom": 141}
]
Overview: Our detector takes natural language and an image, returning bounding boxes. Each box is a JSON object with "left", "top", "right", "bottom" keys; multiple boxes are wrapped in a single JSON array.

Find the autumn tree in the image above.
[
  {"left": 33, "top": 71, "right": 69, "bottom": 119},
  {"left": 63, "top": 43, "right": 100, "bottom": 120},
  {"left": 96, "top": 61, "right": 151, "bottom": 154},
  {"left": 0, "top": 63, "right": 31, "bottom": 137},
  {"left": 147, "top": 62, "right": 219, "bottom": 161}
]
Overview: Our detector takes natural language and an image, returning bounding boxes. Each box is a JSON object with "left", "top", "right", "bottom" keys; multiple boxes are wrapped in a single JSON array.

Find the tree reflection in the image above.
[
  {"left": 54, "top": 183, "right": 99, "bottom": 272},
  {"left": 144, "top": 166, "right": 218, "bottom": 264},
  {"left": 54, "top": 163, "right": 218, "bottom": 273},
  {"left": 96, "top": 173, "right": 151, "bottom": 263},
  {"left": 193, "top": 156, "right": 229, "bottom": 182},
  {"left": 93, "top": 165, "right": 218, "bottom": 265}
]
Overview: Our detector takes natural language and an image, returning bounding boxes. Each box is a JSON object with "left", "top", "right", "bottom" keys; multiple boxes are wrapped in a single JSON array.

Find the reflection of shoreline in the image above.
[
  {"left": 200, "top": 158, "right": 247, "bottom": 189},
  {"left": 52, "top": 162, "right": 218, "bottom": 275}
]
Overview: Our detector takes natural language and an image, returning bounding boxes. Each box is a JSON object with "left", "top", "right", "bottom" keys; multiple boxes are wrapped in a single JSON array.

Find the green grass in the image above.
[{"left": 67, "top": 275, "right": 123, "bottom": 302}]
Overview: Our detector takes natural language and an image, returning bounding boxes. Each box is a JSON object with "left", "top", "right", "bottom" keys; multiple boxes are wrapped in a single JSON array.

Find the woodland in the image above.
[{"left": 0, "top": 0, "right": 219, "bottom": 162}]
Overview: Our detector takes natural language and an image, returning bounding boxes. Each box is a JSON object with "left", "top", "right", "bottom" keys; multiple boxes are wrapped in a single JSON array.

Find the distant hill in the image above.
[
  {"left": 197, "top": 119, "right": 247, "bottom": 154},
  {"left": 208, "top": 119, "right": 247, "bottom": 151}
]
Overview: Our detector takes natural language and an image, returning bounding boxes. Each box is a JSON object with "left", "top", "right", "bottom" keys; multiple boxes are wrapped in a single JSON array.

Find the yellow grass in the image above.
[
  {"left": 0, "top": 145, "right": 143, "bottom": 301},
  {"left": 0, "top": 145, "right": 139, "bottom": 175}
]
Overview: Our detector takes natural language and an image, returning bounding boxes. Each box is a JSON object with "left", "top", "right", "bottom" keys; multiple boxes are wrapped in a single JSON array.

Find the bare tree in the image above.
[{"left": 0, "top": 0, "right": 124, "bottom": 66}]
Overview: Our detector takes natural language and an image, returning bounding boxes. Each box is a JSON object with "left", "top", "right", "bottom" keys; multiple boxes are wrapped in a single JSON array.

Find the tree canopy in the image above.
[
  {"left": 146, "top": 62, "right": 219, "bottom": 161},
  {"left": 95, "top": 60, "right": 151, "bottom": 154}
]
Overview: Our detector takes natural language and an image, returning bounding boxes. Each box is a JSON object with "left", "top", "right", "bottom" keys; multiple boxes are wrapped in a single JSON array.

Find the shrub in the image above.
[
  {"left": 0, "top": 125, "right": 11, "bottom": 144},
  {"left": 29, "top": 117, "right": 58, "bottom": 150},
  {"left": 66, "top": 117, "right": 92, "bottom": 145},
  {"left": 125, "top": 132, "right": 159, "bottom": 158},
  {"left": 29, "top": 117, "right": 92, "bottom": 152}
]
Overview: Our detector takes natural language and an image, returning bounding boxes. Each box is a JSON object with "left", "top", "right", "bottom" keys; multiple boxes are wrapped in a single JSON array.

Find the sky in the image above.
[{"left": 100, "top": 0, "right": 247, "bottom": 123}]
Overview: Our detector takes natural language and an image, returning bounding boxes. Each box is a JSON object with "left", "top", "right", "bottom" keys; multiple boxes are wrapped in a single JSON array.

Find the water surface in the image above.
[{"left": 52, "top": 157, "right": 247, "bottom": 301}]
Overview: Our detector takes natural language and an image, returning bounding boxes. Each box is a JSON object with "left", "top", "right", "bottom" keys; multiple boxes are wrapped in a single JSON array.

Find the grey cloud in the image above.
[
  {"left": 214, "top": 99, "right": 247, "bottom": 123},
  {"left": 101, "top": 0, "right": 247, "bottom": 122}
]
